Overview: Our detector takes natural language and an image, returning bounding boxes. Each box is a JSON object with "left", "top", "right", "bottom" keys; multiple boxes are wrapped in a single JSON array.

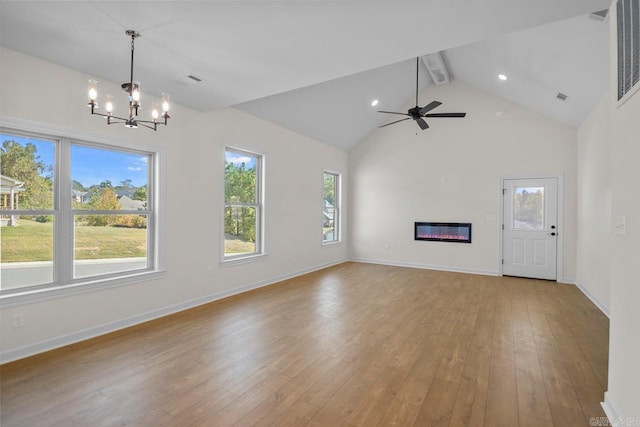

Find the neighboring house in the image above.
[
  {"left": 116, "top": 188, "right": 136, "bottom": 199},
  {"left": 0, "top": 174, "right": 25, "bottom": 226},
  {"left": 71, "top": 189, "right": 88, "bottom": 203},
  {"left": 117, "top": 195, "right": 145, "bottom": 210},
  {"left": 322, "top": 199, "right": 334, "bottom": 227}
]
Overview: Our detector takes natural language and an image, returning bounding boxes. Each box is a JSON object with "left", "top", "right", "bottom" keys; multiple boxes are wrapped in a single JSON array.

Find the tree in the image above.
[
  {"left": 515, "top": 189, "right": 543, "bottom": 228},
  {"left": 132, "top": 185, "right": 147, "bottom": 201},
  {"left": 0, "top": 140, "right": 53, "bottom": 210},
  {"left": 224, "top": 161, "right": 256, "bottom": 242},
  {"left": 323, "top": 173, "right": 335, "bottom": 205},
  {"left": 72, "top": 180, "right": 87, "bottom": 191},
  {"left": 118, "top": 179, "right": 133, "bottom": 189},
  {"left": 86, "top": 188, "right": 121, "bottom": 226}
]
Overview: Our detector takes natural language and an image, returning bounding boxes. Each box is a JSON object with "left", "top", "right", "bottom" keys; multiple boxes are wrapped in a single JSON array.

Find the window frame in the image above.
[
  {"left": 617, "top": 0, "right": 640, "bottom": 106},
  {"left": 322, "top": 170, "right": 341, "bottom": 245},
  {"left": 221, "top": 146, "right": 265, "bottom": 264},
  {"left": 0, "top": 122, "right": 164, "bottom": 305},
  {"left": 69, "top": 141, "right": 155, "bottom": 281}
]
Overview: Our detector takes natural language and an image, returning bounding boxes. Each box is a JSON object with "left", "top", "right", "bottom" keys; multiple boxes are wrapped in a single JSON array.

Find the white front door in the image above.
[{"left": 502, "top": 178, "right": 558, "bottom": 280}]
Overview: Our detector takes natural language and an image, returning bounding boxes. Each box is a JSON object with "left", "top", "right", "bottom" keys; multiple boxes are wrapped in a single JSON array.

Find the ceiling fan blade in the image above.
[
  {"left": 379, "top": 117, "right": 412, "bottom": 128},
  {"left": 416, "top": 118, "right": 429, "bottom": 130},
  {"left": 377, "top": 110, "right": 410, "bottom": 116},
  {"left": 419, "top": 101, "right": 442, "bottom": 115},
  {"left": 424, "top": 113, "right": 467, "bottom": 118}
]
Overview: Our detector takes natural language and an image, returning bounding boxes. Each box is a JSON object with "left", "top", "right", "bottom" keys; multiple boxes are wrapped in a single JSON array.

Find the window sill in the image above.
[
  {"left": 220, "top": 253, "right": 267, "bottom": 268},
  {"left": 617, "top": 82, "right": 640, "bottom": 109},
  {"left": 0, "top": 270, "right": 166, "bottom": 308},
  {"left": 322, "top": 240, "right": 342, "bottom": 247}
]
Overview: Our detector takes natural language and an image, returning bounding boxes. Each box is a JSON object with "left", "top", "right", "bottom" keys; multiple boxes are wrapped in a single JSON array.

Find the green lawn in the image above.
[
  {"left": 1, "top": 219, "right": 146, "bottom": 262},
  {"left": 224, "top": 233, "right": 255, "bottom": 254}
]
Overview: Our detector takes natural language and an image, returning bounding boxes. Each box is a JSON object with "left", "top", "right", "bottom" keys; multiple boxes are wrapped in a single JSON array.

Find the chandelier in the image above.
[{"left": 87, "top": 30, "right": 170, "bottom": 131}]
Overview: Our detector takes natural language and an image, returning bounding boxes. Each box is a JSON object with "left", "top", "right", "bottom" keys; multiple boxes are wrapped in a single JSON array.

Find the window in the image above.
[
  {"left": 1, "top": 134, "right": 55, "bottom": 290},
  {"left": 322, "top": 171, "right": 340, "bottom": 243},
  {"left": 224, "top": 147, "right": 263, "bottom": 260},
  {"left": 1, "top": 130, "right": 157, "bottom": 296},
  {"left": 71, "top": 144, "right": 152, "bottom": 279},
  {"left": 617, "top": 0, "right": 640, "bottom": 100},
  {"left": 513, "top": 186, "right": 544, "bottom": 230}
]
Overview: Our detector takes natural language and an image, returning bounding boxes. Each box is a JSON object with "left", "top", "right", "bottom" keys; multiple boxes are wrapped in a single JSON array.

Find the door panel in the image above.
[{"left": 503, "top": 178, "right": 558, "bottom": 280}]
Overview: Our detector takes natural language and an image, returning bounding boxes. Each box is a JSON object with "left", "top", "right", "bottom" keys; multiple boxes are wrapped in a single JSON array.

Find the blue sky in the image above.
[
  {"left": 225, "top": 150, "right": 257, "bottom": 168},
  {"left": 1, "top": 134, "right": 148, "bottom": 188}
]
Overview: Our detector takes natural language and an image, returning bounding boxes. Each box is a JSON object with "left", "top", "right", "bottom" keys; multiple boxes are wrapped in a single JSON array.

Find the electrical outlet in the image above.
[{"left": 13, "top": 312, "right": 25, "bottom": 328}]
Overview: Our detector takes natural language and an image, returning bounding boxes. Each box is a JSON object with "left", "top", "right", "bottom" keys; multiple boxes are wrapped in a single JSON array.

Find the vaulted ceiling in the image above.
[{"left": 0, "top": 1, "right": 611, "bottom": 151}]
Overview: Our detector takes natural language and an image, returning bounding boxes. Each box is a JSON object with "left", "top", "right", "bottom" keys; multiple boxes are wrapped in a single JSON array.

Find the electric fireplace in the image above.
[{"left": 414, "top": 222, "right": 472, "bottom": 243}]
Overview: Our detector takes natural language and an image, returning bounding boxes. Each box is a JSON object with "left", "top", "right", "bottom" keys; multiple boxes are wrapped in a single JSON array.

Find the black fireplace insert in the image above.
[{"left": 414, "top": 222, "right": 472, "bottom": 243}]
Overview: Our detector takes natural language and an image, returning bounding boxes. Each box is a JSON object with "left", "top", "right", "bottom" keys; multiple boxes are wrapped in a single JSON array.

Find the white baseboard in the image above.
[
  {"left": 350, "top": 257, "right": 498, "bottom": 277},
  {"left": 575, "top": 282, "right": 610, "bottom": 318},
  {"left": 601, "top": 392, "right": 623, "bottom": 426},
  {"left": 0, "top": 259, "right": 347, "bottom": 364}
]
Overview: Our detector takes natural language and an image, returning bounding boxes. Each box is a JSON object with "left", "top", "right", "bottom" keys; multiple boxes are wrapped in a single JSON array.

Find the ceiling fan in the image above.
[{"left": 378, "top": 57, "right": 466, "bottom": 130}]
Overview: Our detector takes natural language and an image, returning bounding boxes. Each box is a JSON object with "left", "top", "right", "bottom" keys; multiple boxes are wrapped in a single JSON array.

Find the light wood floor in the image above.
[{"left": 1, "top": 262, "right": 609, "bottom": 426}]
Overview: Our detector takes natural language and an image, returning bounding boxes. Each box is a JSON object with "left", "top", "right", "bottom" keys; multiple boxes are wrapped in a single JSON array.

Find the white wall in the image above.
[
  {"left": 605, "top": 1, "right": 640, "bottom": 418},
  {"left": 576, "top": 93, "right": 611, "bottom": 314},
  {"left": 0, "top": 48, "right": 349, "bottom": 361},
  {"left": 350, "top": 80, "right": 578, "bottom": 280}
]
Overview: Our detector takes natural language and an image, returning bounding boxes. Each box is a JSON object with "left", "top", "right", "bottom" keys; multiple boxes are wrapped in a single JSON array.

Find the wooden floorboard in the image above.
[{"left": 0, "top": 262, "right": 609, "bottom": 426}]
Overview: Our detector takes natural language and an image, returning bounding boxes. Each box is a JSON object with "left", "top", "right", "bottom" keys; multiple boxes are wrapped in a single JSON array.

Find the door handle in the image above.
[{"left": 549, "top": 232, "right": 556, "bottom": 236}]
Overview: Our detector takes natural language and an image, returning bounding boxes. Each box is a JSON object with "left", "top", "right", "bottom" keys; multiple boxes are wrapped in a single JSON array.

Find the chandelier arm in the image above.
[
  {"left": 136, "top": 122, "right": 158, "bottom": 131},
  {"left": 104, "top": 117, "right": 128, "bottom": 124},
  {"left": 90, "top": 110, "right": 128, "bottom": 123},
  {"left": 137, "top": 119, "right": 167, "bottom": 130}
]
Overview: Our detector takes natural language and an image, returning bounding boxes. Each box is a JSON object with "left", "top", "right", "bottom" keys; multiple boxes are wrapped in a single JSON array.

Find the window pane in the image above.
[
  {"left": 224, "top": 206, "right": 256, "bottom": 256},
  {"left": 71, "top": 145, "right": 149, "bottom": 210},
  {"left": 1, "top": 134, "right": 55, "bottom": 210},
  {"left": 74, "top": 215, "right": 147, "bottom": 278},
  {"left": 1, "top": 216, "right": 54, "bottom": 289},
  {"left": 323, "top": 172, "right": 338, "bottom": 242},
  {"left": 513, "top": 186, "right": 544, "bottom": 230},
  {"left": 224, "top": 150, "right": 257, "bottom": 204}
]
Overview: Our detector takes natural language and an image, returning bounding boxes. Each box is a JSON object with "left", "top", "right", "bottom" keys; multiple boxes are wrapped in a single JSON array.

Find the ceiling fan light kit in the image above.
[
  {"left": 378, "top": 57, "right": 466, "bottom": 130},
  {"left": 87, "top": 30, "right": 170, "bottom": 131}
]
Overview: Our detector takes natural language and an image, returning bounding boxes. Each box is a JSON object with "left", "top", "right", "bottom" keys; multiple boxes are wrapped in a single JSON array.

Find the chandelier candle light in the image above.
[{"left": 87, "top": 30, "right": 170, "bottom": 131}]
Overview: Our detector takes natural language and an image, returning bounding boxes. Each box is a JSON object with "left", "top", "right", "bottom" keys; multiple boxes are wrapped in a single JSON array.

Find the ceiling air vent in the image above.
[
  {"left": 176, "top": 74, "right": 204, "bottom": 86},
  {"left": 421, "top": 52, "right": 450, "bottom": 86},
  {"left": 589, "top": 9, "right": 609, "bottom": 22},
  {"left": 556, "top": 92, "right": 568, "bottom": 102}
]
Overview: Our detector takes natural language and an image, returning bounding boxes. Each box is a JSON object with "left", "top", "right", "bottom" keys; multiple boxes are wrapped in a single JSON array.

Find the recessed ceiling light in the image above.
[
  {"left": 371, "top": 99, "right": 379, "bottom": 107},
  {"left": 498, "top": 74, "right": 508, "bottom": 81}
]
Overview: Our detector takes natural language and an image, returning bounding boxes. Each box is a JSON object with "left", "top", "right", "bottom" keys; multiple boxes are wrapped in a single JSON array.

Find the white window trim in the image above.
[
  {"left": 322, "top": 169, "right": 341, "bottom": 245},
  {"left": 0, "top": 117, "right": 166, "bottom": 306},
  {"left": 616, "top": 0, "right": 640, "bottom": 107},
  {"left": 220, "top": 145, "right": 265, "bottom": 264}
]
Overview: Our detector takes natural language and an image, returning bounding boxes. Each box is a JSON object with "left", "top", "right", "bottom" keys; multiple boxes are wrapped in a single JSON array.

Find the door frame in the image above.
[{"left": 498, "top": 173, "right": 565, "bottom": 282}]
